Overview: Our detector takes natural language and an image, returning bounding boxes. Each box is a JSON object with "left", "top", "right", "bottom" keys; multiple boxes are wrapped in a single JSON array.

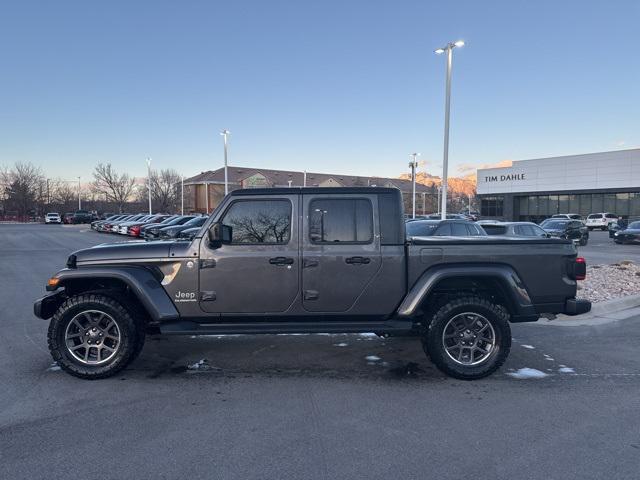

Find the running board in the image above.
[{"left": 159, "top": 320, "right": 415, "bottom": 336}]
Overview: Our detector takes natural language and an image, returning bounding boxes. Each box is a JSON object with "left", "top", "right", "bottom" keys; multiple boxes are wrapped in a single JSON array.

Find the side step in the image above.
[{"left": 159, "top": 320, "right": 415, "bottom": 336}]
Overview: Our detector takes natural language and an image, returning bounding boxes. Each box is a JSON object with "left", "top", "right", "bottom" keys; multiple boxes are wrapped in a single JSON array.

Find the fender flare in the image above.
[
  {"left": 396, "top": 264, "right": 538, "bottom": 322},
  {"left": 42, "top": 266, "right": 179, "bottom": 322}
]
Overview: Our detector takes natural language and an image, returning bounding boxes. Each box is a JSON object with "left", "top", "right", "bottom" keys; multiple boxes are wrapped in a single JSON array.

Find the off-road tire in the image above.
[
  {"left": 48, "top": 294, "right": 143, "bottom": 379},
  {"left": 424, "top": 296, "right": 511, "bottom": 380},
  {"left": 579, "top": 235, "right": 588, "bottom": 246}
]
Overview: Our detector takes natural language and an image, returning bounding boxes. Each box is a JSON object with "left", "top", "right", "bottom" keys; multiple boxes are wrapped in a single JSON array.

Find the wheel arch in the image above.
[
  {"left": 45, "top": 266, "right": 179, "bottom": 323},
  {"left": 396, "top": 264, "right": 539, "bottom": 323}
]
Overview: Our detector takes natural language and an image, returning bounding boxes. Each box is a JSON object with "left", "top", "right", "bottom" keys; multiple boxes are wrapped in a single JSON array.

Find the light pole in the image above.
[
  {"left": 77, "top": 176, "right": 81, "bottom": 210},
  {"left": 422, "top": 192, "right": 426, "bottom": 215},
  {"left": 408, "top": 153, "right": 420, "bottom": 219},
  {"left": 220, "top": 129, "right": 230, "bottom": 195},
  {"left": 181, "top": 175, "right": 184, "bottom": 215},
  {"left": 434, "top": 39, "right": 464, "bottom": 220},
  {"left": 146, "top": 158, "right": 152, "bottom": 214}
]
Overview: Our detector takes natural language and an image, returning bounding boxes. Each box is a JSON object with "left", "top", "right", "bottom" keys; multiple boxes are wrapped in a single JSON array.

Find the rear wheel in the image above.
[
  {"left": 424, "top": 296, "right": 511, "bottom": 380},
  {"left": 48, "top": 294, "right": 144, "bottom": 379},
  {"left": 579, "top": 235, "right": 588, "bottom": 246}
]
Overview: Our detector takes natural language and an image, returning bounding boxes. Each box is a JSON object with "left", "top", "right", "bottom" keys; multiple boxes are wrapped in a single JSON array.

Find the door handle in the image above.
[
  {"left": 269, "top": 256, "right": 294, "bottom": 266},
  {"left": 345, "top": 256, "right": 370, "bottom": 265}
]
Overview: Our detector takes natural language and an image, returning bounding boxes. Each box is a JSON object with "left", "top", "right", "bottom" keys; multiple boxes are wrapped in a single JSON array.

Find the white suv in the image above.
[
  {"left": 45, "top": 212, "right": 62, "bottom": 224},
  {"left": 586, "top": 212, "right": 618, "bottom": 231},
  {"left": 552, "top": 213, "right": 584, "bottom": 223}
]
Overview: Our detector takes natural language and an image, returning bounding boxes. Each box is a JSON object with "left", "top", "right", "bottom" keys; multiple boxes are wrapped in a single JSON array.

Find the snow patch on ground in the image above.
[
  {"left": 187, "top": 359, "right": 207, "bottom": 370},
  {"left": 521, "top": 344, "right": 535, "bottom": 349},
  {"left": 506, "top": 368, "right": 548, "bottom": 379},
  {"left": 334, "top": 343, "right": 348, "bottom": 347},
  {"left": 365, "top": 355, "right": 381, "bottom": 362},
  {"left": 46, "top": 363, "right": 61, "bottom": 372},
  {"left": 558, "top": 367, "right": 575, "bottom": 373}
]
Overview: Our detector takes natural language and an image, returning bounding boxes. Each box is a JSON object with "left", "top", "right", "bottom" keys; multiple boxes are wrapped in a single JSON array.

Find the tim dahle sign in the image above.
[{"left": 484, "top": 173, "right": 526, "bottom": 183}]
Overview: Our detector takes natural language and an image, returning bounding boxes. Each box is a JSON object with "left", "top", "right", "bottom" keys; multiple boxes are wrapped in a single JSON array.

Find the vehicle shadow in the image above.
[{"left": 131, "top": 333, "right": 448, "bottom": 382}]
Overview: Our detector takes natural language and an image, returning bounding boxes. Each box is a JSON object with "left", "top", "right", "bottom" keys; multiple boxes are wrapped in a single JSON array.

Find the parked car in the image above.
[
  {"left": 543, "top": 219, "right": 589, "bottom": 246},
  {"left": 158, "top": 216, "right": 208, "bottom": 239},
  {"left": 144, "top": 215, "right": 197, "bottom": 239},
  {"left": 480, "top": 222, "right": 549, "bottom": 237},
  {"left": 405, "top": 219, "right": 487, "bottom": 237},
  {"left": 62, "top": 212, "right": 75, "bottom": 224},
  {"left": 177, "top": 226, "right": 202, "bottom": 241},
  {"left": 424, "top": 213, "right": 471, "bottom": 221},
  {"left": 127, "top": 215, "right": 172, "bottom": 237},
  {"left": 110, "top": 214, "right": 147, "bottom": 233},
  {"left": 117, "top": 214, "right": 156, "bottom": 235},
  {"left": 92, "top": 214, "right": 120, "bottom": 231},
  {"left": 608, "top": 219, "right": 628, "bottom": 238},
  {"left": 95, "top": 214, "right": 129, "bottom": 232},
  {"left": 586, "top": 212, "right": 618, "bottom": 231},
  {"left": 73, "top": 210, "right": 93, "bottom": 224},
  {"left": 613, "top": 221, "right": 640, "bottom": 244},
  {"left": 45, "top": 212, "right": 62, "bottom": 224},
  {"left": 35, "top": 186, "right": 590, "bottom": 381},
  {"left": 138, "top": 215, "right": 180, "bottom": 237},
  {"left": 459, "top": 210, "right": 480, "bottom": 221},
  {"left": 551, "top": 213, "right": 584, "bottom": 223}
]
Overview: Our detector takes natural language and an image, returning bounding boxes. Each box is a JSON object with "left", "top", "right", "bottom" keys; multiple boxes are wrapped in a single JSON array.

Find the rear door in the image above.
[
  {"left": 301, "top": 193, "right": 381, "bottom": 312},
  {"left": 198, "top": 195, "right": 299, "bottom": 314}
]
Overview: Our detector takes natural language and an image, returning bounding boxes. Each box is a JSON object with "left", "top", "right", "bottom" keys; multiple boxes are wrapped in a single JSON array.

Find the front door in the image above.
[
  {"left": 198, "top": 195, "right": 299, "bottom": 314},
  {"left": 301, "top": 194, "right": 381, "bottom": 312}
]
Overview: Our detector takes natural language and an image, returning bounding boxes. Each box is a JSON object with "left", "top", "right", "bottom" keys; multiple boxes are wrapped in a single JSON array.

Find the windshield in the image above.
[
  {"left": 628, "top": 221, "right": 640, "bottom": 229},
  {"left": 587, "top": 214, "right": 602, "bottom": 219},
  {"left": 543, "top": 221, "right": 568, "bottom": 229},
  {"left": 183, "top": 216, "right": 207, "bottom": 227},
  {"left": 482, "top": 225, "right": 507, "bottom": 235}
]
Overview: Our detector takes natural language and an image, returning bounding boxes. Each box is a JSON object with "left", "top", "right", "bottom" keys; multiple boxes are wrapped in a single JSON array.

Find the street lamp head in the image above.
[
  {"left": 146, "top": 157, "right": 152, "bottom": 167},
  {"left": 220, "top": 129, "right": 230, "bottom": 136},
  {"left": 434, "top": 48, "right": 445, "bottom": 55},
  {"left": 453, "top": 40, "right": 465, "bottom": 48}
]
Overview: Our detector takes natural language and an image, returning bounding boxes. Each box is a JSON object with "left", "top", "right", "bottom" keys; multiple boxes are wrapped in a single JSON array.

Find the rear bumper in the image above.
[{"left": 563, "top": 298, "right": 592, "bottom": 316}]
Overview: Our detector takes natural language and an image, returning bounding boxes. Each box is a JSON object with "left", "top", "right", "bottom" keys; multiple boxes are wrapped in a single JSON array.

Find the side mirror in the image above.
[{"left": 207, "top": 222, "right": 232, "bottom": 248}]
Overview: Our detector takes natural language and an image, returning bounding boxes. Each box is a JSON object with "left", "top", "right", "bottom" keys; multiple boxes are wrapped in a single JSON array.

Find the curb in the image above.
[{"left": 540, "top": 294, "right": 640, "bottom": 326}]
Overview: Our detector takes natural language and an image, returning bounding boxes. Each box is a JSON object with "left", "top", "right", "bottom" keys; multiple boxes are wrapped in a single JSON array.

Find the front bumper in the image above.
[
  {"left": 33, "top": 291, "right": 66, "bottom": 319},
  {"left": 564, "top": 298, "right": 591, "bottom": 316}
]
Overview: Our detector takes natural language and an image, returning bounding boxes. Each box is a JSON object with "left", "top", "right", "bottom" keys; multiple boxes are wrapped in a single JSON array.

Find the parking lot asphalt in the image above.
[
  {"left": 578, "top": 230, "right": 639, "bottom": 265},
  {"left": 1, "top": 224, "right": 639, "bottom": 480}
]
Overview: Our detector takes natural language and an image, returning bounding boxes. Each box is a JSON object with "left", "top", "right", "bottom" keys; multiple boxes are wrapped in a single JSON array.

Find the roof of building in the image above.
[{"left": 184, "top": 165, "right": 432, "bottom": 192}]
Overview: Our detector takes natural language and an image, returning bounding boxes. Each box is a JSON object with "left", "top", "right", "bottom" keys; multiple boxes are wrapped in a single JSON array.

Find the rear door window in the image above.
[{"left": 309, "top": 198, "right": 372, "bottom": 244}]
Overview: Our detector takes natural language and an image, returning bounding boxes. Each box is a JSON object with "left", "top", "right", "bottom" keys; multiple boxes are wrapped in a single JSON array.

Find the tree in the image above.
[
  {"left": 138, "top": 168, "right": 181, "bottom": 213},
  {"left": 51, "top": 180, "right": 78, "bottom": 209},
  {"left": 92, "top": 163, "right": 136, "bottom": 213},
  {"left": 1, "top": 163, "right": 45, "bottom": 218}
]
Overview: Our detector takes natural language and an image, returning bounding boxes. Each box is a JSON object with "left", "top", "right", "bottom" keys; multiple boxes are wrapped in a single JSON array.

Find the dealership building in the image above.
[{"left": 476, "top": 148, "right": 640, "bottom": 222}]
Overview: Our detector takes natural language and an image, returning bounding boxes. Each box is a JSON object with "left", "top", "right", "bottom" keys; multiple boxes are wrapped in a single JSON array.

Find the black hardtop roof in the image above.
[{"left": 230, "top": 187, "right": 400, "bottom": 196}]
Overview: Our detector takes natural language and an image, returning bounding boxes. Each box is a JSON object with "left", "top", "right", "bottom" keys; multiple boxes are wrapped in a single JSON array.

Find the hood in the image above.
[{"left": 72, "top": 241, "right": 174, "bottom": 264}]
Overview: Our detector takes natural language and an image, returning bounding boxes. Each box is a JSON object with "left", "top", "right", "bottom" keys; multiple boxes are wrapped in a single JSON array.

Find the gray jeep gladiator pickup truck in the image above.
[{"left": 34, "top": 187, "right": 591, "bottom": 380}]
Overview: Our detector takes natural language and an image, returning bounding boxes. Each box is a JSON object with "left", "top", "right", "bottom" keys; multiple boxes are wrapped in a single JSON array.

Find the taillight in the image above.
[{"left": 574, "top": 257, "right": 586, "bottom": 280}]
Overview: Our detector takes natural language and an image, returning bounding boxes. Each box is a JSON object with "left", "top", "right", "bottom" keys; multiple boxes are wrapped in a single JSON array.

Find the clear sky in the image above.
[{"left": 1, "top": 0, "right": 638, "bottom": 182}]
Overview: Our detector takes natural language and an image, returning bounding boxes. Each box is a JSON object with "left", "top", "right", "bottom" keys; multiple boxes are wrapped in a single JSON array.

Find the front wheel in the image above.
[
  {"left": 47, "top": 294, "right": 144, "bottom": 379},
  {"left": 424, "top": 296, "right": 511, "bottom": 380}
]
